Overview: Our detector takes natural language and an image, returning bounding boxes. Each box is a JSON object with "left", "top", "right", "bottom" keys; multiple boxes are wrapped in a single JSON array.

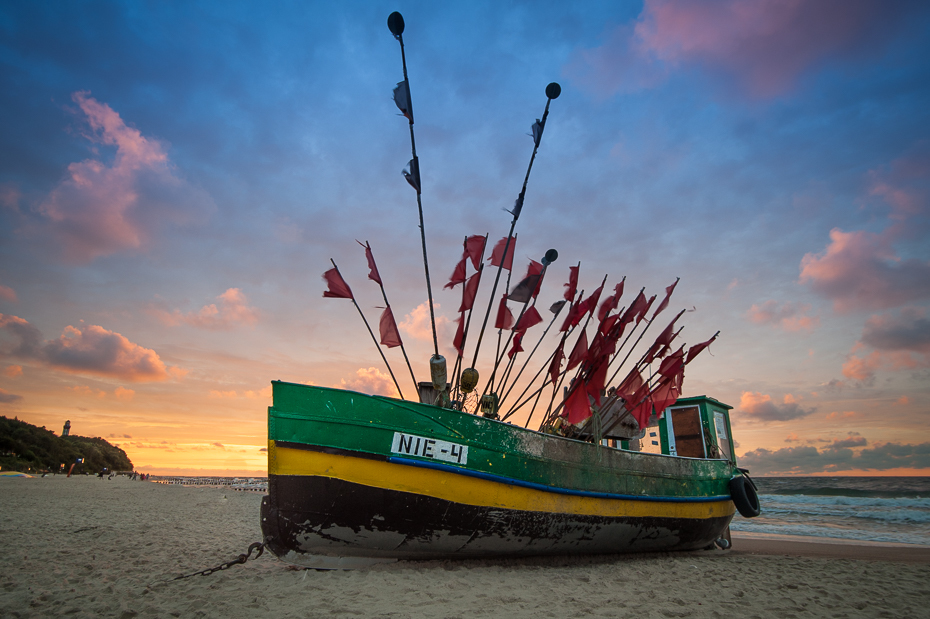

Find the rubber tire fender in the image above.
[{"left": 729, "top": 475, "right": 761, "bottom": 518}]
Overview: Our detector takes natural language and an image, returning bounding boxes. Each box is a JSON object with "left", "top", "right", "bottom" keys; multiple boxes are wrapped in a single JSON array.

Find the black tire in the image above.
[{"left": 729, "top": 476, "right": 761, "bottom": 518}]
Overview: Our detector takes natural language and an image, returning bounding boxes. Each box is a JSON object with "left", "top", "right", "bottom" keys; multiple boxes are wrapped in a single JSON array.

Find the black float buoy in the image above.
[
  {"left": 388, "top": 12, "right": 405, "bottom": 36},
  {"left": 546, "top": 82, "right": 561, "bottom": 100}
]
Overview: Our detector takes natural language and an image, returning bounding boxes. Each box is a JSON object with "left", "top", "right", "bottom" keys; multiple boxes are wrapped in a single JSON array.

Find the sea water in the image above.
[{"left": 730, "top": 476, "right": 930, "bottom": 546}]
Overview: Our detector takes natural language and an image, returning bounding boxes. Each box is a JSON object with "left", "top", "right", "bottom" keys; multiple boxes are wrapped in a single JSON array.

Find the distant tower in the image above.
[{"left": 62, "top": 420, "right": 71, "bottom": 437}]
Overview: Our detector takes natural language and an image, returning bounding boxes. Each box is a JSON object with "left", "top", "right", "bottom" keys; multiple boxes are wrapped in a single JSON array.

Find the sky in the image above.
[{"left": 1, "top": 0, "right": 929, "bottom": 476}]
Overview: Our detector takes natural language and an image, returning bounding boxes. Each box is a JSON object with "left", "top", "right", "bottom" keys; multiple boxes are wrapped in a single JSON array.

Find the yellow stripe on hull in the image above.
[{"left": 270, "top": 442, "right": 735, "bottom": 520}]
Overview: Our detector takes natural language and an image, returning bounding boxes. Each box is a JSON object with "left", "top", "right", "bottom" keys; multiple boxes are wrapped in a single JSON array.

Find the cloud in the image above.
[
  {"left": 747, "top": 300, "right": 819, "bottom": 332},
  {"left": 867, "top": 145, "right": 930, "bottom": 221},
  {"left": 0, "top": 183, "right": 21, "bottom": 210},
  {"left": 3, "top": 365, "right": 22, "bottom": 378},
  {"left": 114, "top": 386, "right": 135, "bottom": 401},
  {"left": 207, "top": 385, "right": 271, "bottom": 399},
  {"left": 567, "top": 0, "right": 917, "bottom": 100},
  {"left": 897, "top": 396, "right": 910, "bottom": 406},
  {"left": 826, "top": 435, "right": 868, "bottom": 450},
  {"left": 338, "top": 367, "right": 399, "bottom": 398},
  {"left": 825, "top": 411, "right": 856, "bottom": 420},
  {"left": 842, "top": 308, "right": 930, "bottom": 380},
  {"left": 0, "top": 285, "right": 17, "bottom": 303},
  {"left": 0, "top": 388, "right": 22, "bottom": 404},
  {"left": 799, "top": 229, "right": 930, "bottom": 312},
  {"left": 399, "top": 302, "right": 451, "bottom": 343},
  {"left": 740, "top": 441, "right": 930, "bottom": 475},
  {"left": 68, "top": 385, "right": 106, "bottom": 398},
  {"left": 738, "top": 391, "right": 815, "bottom": 421},
  {"left": 151, "top": 288, "right": 259, "bottom": 330},
  {"left": 0, "top": 313, "right": 179, "bottom": 382},
  {"left": 36, "top": 92, "right": 215, "bottom": 263}
]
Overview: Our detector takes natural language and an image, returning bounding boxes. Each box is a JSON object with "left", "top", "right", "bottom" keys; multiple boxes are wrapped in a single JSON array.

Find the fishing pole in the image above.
[
  {"left": 329, "top": 259, "right": 404, "bottom": 399},
  {"left": 388, "top": 12, "right": 441, "bottom": 366},
  {"left": 466, "top": 82, "right": 561, "bottom": 381}
]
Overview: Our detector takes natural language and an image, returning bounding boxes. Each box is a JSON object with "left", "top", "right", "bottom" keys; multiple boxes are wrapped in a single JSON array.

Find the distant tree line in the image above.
[{"left": 0, "top": 416, "right": 133, "bottom": 474}]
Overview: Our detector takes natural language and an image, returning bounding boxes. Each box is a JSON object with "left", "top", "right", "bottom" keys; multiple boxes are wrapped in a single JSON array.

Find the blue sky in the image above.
[{"left": 1, "top": 0, "right": 929, "bottom": 475}]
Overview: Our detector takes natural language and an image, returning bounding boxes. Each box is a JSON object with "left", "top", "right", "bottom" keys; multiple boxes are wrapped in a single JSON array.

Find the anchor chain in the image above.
[{"left": 172, "top": 541, "right": 266, "bottom": 581}]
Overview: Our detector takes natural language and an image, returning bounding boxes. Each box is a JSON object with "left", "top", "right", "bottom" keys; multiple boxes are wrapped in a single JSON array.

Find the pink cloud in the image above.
[
  {"left": 799, "top": 228, "right": 930, "bottom": 312},
  {"left": 747, "top": 300, "right": 819, "bottom": 332},
  {"left": 36, "top": 92, "right": 214, "bottom": 263},
  {"left": 842, "top": 307, "right": 930, "bottom": 380},
  {"left": 114, "top": 386, "right": 135, "bottom": 401},
  {"left": 0, "top": 313, "right": 179, "bottom": 382},
  {"left": 338, "top": 367, "right": 399, "bottom": 398},
  {"left": 3, "top": 365, "right": 22, "bottom": 378},
  {"left": 0, "top": 285, "right": 16, "bottom": 303},
  {"left": 399, "top": 302, "right": 451, "bottom": 343},
  {"left": 0, "top": 183, "right": 21, "bottom": 210},
  {"left": 867, "top": 144, "right": 930, "bottom": 221},
  {"left": 152, "top": 288, "right": 259, "bottom": 330},
  {"left": 567, "top": 0, "right": 910, "bottom": 100},
  {"left": 826, "top": 411, "right": 857, "bottom": 420},
  {"left": 738, "top": 391, "right": 815, "bottom": 422}
]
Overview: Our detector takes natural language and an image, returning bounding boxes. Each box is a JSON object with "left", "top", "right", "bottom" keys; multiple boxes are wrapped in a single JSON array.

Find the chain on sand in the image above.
[{"left": 170, "top": 541, "right": 266, "bottom": 581}]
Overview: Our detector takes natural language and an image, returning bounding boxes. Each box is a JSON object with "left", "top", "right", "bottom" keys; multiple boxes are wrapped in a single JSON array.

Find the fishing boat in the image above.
[{"left": 259, "top": 12, "right": 760, "bottom": 569}]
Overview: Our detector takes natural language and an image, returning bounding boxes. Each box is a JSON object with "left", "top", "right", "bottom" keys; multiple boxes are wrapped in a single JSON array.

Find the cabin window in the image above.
[
  {"left": 713, "top": 411, "right": 732, "bottom": 461},
  {"left": 666, "top": 406, "right": 706, "bottom": 458}
]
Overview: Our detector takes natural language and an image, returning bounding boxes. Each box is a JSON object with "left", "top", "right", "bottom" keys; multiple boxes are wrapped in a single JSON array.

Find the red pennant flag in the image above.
[
  {"left": 358, "top": 241, "right": 382, "bottom": 285},
  {"left": 651, "top": 374, "right": 681, "bottom": 418},
  {"left": 597, "top": 281, "right": 624, "bottom": 322},
  {"left": 489, "top": 236, "right": 516, "bottom": 270},
  {"left": 652, "top": 278, "right": 678, "bottom": 319},
  {"left": 379, "top": 307, "right": 402, "bottom": 348},
  {"left": 445, "top": 258, "right": 467, "bottom": 289},
  {"left": 658, "top": 346, "right": 686, "bottom": 378},
  {"left": 579, "top": 284, "right": 604, "bottom": 318},
  {"left": 631, "top": 391, "right": 654, "bottom": 429},
  {"left": 563, "top": 266, "right": 579, "bottom": 302},
  {"left": 621, "top": 291, "right": 646, "bottom": 325},
  {"left": 322, "top": 268, "right": 353, "bottom": 299},
  {"left": 585, "top": 358, "right": 609, "bottom": 406},
  {"left": 617, "top": 369, "right": 644, "bottom": 406},
  {"left": 644, "top": 316, "right": 679, "bottom": 364},
  {"left": 563, "top": 384, "right": 592, "bottom": 424},
  {"left": 566, "top": 330, "right": 588, "bottom": 371},
  {"left": 507, "top": 331, "right": 524, "bottom": 359},
  {"left": 637, "top": 295, "right": 656, "bottom": 325},
  {"left": 686, "top": 333, "right": 718, "bottom": 364},
  {"left": 599, "top": 312, "right": 622, "bottom": 337},
  {"left": 464, "top": 235, "right": 485, "bottom": 270},
  {"left": 459, "top": 272, "right": 481, "bottom": 312},
  {"left": 549, "top": 340, "right": 565, "bottom": 385},
  {"left": 560, "top": 299, "right": 584, "bottom": 332},
  {"left": 513, "top": 305, "right": 543, "bottom": 332},
  {"left": 453, "top": 314, "right": 465, "bottom": 357},
  {"left": 495, "top": 294, "right": 514, "bottom": 330}
]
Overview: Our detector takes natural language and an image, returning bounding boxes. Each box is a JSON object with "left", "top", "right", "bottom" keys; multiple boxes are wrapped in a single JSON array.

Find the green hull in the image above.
[{"left": 261, "top": 381, "right": 738, "bottom": 567}]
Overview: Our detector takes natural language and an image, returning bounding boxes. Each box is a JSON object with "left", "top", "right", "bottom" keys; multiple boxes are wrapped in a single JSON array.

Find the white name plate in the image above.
[{"left": 390, "top": 432, "right": 468, "bottom": 465}]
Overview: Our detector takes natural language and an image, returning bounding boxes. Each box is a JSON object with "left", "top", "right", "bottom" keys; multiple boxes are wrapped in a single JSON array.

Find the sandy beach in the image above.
[{"left": 2, "top": 476, "right": 928, "bottom": 618}]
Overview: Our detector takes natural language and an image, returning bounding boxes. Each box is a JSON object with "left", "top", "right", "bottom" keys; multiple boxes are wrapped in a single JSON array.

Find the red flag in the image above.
[
  {"left": 563, "top": 265, "right": 579, "bottom": 302},
  {"left": 617, "top": 369, "right": 644, "bottom": 406},
  {"left": 597, "top": 281, "right": 624, "bottom": 322},
  {"left": 508, "top": 260, "right": 544, "bottom": 303},
  {"left": 489, "top": 236, "right": 516, "bottom": 270},
  {"left": 464, "top": 235, "right": 485, "bottom": 270},
  {"left": 651, "top": 374, "right": 681, "bottom": 418},
  {"left": 459, "top": 271, "right": 481, "bottom": 312},
  {"left": 322, "top": 268, "right": 353, "bottom": 299},
  {"left": 637, "top": 295, "right": 656, "bottom": 325},
  {"left": 359, "top": 241, "right": 382, "bottom": 285},
  {"left": 652, "top": 278, "right": 678, "bottom": 319},
  {"left": 658, "top": 346, "right": 685, "bottom": 378},
  {"left": 379, "top": 307, "right": 402, "bottom": 348},
  {"left": 495, "top": 294, "right": 514, "bottom": 330},
  {"left": 453, "top": 314, "right": 465, "bottom": 356},
  {"left": 549, "top": 340, "right": 565, "bottom": 385},
  {"left": 513, "top": 305, "right": 543, "bottom": 332},
  {"left": 578, "top": 284, "right": 604, "bottom": 318},
  {"left": 644, "top": 316, "right": 679, "bottom": 364},
  {"left": 507, "top": 331, "right": 524, "bottom": 359},
  {"left": 585, "top": 358, "right": 609, "bottom": 405},
  {"left": 686, "top": 333, "right": 718, "bottom": 364},
  {"left": 623, "top": 291, "right": 647, "bottom": 324},
  {"left": 563, "top": 384, "right": 592, "bottom": 424},
  {"left": 631, "top": 391, "right": 654, "bottom": 429},
  {"left": 560, "top": 299, "right": 585, "bottom": 332},
  {"left": 566, "top": 330, "right": 588, "bottom": 371},
  {"left": 444, "top": 258, "right": 467, "bottom": 289}
]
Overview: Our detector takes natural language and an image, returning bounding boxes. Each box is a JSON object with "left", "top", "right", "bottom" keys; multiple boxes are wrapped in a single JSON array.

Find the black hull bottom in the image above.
[{"left": 261, "top": 475, "right": 733, "bottom": 567}]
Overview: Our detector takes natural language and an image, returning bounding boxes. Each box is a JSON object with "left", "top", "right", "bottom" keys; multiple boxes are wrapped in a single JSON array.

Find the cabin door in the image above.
[{"left": 667, "top": 406, "right": 706, "bottom": 458}]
